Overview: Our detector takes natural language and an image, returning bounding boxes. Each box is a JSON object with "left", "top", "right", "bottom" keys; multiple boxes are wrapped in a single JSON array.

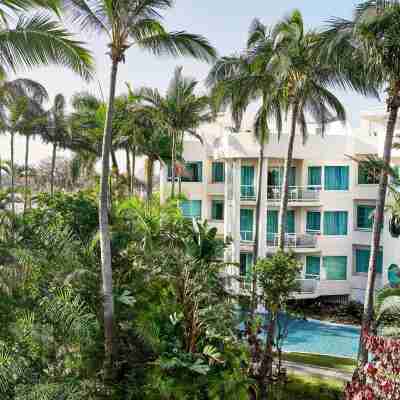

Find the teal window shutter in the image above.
[
  {"left": 269, "top": 167, "right": 282, "bottom": 186},
  {"left": 182, "top": 162, "right": 202, "bottom": 182},
  {"left": 240, "top": 253, "right": 253, "bottom": 277},
  {"left": 266, "top": 210, "right": 278, "bottom": 242},
  {"left": 306, "top": 211, "right": 321, "bottom": 233},
  {"left": 286, "top": 210, "right": 295, "bottom": 233},
  {"left": 180, "top": 200, "right": 202, "bottom": 219},
  {"left": 323, "top": 256, "right": 347, "bottom": 280},
  {"left": 212, "top": 162, "right": 225, "bottom": 183},
  {"left": 306, "top": 256, "right": 321, "bottom": 279},
  {"left": 357, "top": 205, "right": 375, "bottom": 230},
  {"left": 241, "top": 166, "right": 255, "bottom": 198},
  {"left": 211, "top": 200, "right": 224, "bottom": 220},
  {"left": 240, "top": 209, "right": 254, "bottom": 241},
  {"left": 356, "top": 248, "right": 383, "bottom": 274},
  {"left": 388, "top": 264, "right": 400, "bottom": 285},
  {"left": 288, "top": 167, "right": 296, "bottom": 187},
  {"left": 308, "top": 167, "right": 322, "bottom": 188},
  {"left": 324, "top": 166, "right": 349, "bottom": 190},
  {"left": 324, "top": 211, "right": 348, "bottom": 235}
]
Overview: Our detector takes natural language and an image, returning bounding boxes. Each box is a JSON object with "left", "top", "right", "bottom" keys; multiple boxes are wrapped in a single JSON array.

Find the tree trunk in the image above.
[
  {"left": 171, "top": 131, "right": 177, "bottom": 198},
  {"left": 146, "top": 157, "right": 154, "bottom": 200},
  {"left": 358, "top": 97, "right": 399, "bottom": 365},
  {"left": 10, "top": 131, "right": 15, "bottom": 224},
  {"left": 0, "top": 155, "right": 2, "bottom": 189},
  {"left": 178, "top": 131, "right": 184, "bottom": 196},
  {"left": 126, "top": 146, "right": 131, "bottom": 194},
  {"left": 131, "top": 146, "right": 136, "bottom": 195},
  {"left": 99, "top": 58, "right": 118, "bottom": 379},
  {"left": 277, "top": 104, "right": 298, "bottom": 251},
  {"left": 50, "top": 142, "right": 57, "bottom": 197},
  {"left": 23, "top": 135, "right": 29, "bottom": 212},
  {"left": 111, "top": 149, "right": 119, "bottom": 176},
  {"left": 251, "top": 144, "right": 265, "bottom": 318}
]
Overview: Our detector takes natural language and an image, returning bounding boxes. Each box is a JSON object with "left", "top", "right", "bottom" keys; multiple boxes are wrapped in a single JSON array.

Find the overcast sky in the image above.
[{"left": 0, "top": 0, "right": 383, "bottom": 166}]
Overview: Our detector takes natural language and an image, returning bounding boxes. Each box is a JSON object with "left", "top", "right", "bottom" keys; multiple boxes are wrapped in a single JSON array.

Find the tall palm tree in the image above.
[
  {"left": 271, "top": 10, "right": 346, "bottom": 251},
  {"left": 141, "top": 66, "right": 213, "bottom": 197},
  {"left": 62, "top": 0, "right": 216, "bottom": 373},
  {"left": 45, "top": 94, "right": 69, "bottom": 196},
  {"left": 320, "top": 0, "right": 400, "bottom": 365}
]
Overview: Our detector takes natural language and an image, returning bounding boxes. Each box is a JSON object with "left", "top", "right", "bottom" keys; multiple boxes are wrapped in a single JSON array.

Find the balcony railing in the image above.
[
  {"left": 267, "top": 185, "right": 322, "bottom": 202},
  {"left": 266, "top": 233, "right": 317, "bottom": 248},
  {"left": 240, "top": 230, "right": 254, "bottom": 242},
  {"left": 294, "top": 278, "right": 319, "bottom": 294},
  {"left": 241, "top": 185, "right": 256, "bottom": 201}
]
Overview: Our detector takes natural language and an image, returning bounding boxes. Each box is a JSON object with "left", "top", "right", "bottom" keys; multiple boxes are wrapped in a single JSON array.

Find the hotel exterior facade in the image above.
[{"left": 160, "top": 110, "right": 400, "bottom": 303}]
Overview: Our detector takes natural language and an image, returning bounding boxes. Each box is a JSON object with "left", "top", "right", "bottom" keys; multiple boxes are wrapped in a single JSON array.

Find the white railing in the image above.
[
  {"left": 267, "top": 185, "right": 322, "bottom": 202},
  {"left": 295, "top": 278, "right": 319, "bottom": 294},
  {"left": 266, "top": 233, "right": 317, "bottom": 248},
  {"left": 240, "top": 185, "right": 256, "bottom": 201}
]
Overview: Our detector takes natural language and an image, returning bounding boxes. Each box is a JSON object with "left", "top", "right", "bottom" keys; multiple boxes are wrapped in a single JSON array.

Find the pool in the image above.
[
  {"left": 280, "top": 317, "right": 360, "bottom": 358},
  {"left": 240, "top": 314, "right": 360, "bottom": 358}
]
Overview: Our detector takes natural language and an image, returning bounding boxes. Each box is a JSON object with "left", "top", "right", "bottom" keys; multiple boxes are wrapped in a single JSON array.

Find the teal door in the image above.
[
  {"left": 241, "top": 166, "right": 255, "bottom": 198},
  {"left": 240, "top": 209, "right": 254, "bottom": 241}
]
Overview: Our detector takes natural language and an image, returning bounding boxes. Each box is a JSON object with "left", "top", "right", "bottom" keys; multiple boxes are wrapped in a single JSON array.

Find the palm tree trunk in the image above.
[
  {"left": 111, "top": 149, "right": 119, "bottom": 176},
  {"left": 178, "top": 131, "right": 184, "bottom": 196},
  {"left": 24, "top": 135, "right": 29, "bottom": 212},
  {"left": 0, "top": 156, "right": 2, "bottom": 190},
  {"left": 99, "top": 58, "right": 118, "bottom": 378},
  {"left": 50, "top": 142, "right": 57, "bottom": 197},
  {"left": 277, "top": 104, "right": 298, "bottom": 251},
  {"left": 358, "top": 96, "right": 400, "bottom": 365},
  {"left": 131, "top": 146, "right": 136, "bottom": 195},
  {"left": 10, "top": 131, "right": 15, "bottom": 223},
  {"left": 171, "top": 131, "right": 177, "bottom": 197},
  {"left": 126, "top": 146, "right": 131, "bottom": 194},
  {"left": 251, "top": 145, "right": 265, "bottom": 318},
  {"left": 146, "top": 157, "right": 154, "bottom": 200}
]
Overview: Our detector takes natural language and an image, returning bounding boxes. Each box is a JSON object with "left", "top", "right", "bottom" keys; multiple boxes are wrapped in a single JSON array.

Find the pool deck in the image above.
[{"left": 284, "top": 360, "right": 352, "bottom": 382}]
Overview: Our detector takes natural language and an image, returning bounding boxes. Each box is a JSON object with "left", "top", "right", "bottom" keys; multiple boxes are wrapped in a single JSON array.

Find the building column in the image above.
[
  {"left": 224, "top": 159, "right": 241, "bottom": 264},
  {"left": 257, "top": 157, "right": 268, "bottom": 258}
]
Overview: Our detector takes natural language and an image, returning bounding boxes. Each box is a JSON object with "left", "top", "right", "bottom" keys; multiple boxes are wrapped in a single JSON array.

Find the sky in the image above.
[{"left": 0, "top": 0, "right": 383, "bottom": 166}]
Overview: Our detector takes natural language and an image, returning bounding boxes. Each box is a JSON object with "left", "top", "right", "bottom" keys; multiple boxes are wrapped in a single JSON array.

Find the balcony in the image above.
[
  {"left": 241, "top": 185, "right": 256, "bottom": 201},
  {"left": 266, "top": 233, "right": 317, "bottom": 249},
  {"left": 267, "top": 186, "right": 321, "bottom": 204},
  {"left": 240, "top": 230, "right": 254, "bottom": 242},
  {"left": 291, "top": 278, "right": 320, "bottom": 299}
]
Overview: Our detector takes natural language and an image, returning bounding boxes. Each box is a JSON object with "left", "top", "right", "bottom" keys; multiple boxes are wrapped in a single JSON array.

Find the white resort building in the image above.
[{"left": 160, "top": 109, "right": 400, "bottom": 303}]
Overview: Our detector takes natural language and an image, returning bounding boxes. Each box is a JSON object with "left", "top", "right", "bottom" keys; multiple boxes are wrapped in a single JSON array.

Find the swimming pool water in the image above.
[{"left": 240, "top": 314, "right": 360, "bottom": 358}]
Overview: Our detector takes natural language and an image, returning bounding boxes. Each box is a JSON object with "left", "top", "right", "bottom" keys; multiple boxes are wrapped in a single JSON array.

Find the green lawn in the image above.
[
  {"left": 269, "top": 374, "right": 344, "bottom": 400},
  {"left": 282, "top": 352, "right": 356, "bottom": 374}
]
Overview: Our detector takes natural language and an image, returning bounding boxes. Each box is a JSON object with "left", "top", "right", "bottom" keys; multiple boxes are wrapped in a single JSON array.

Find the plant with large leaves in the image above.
[
  {"left": 319, "top": 0, "right": 400, "bottom": 365},
  {"left": 140, "top": 66, "right": 214, "bottom": 197},
  {"left": 62, "top": 0, "right": 216, "bottom": 375}
]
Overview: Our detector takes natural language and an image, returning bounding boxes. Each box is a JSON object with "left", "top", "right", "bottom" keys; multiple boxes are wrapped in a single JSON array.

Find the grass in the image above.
[
  {"left": 269, "top": 374, "right": 344, "bottom": 400},
  {"left": 282, "top": 352, "right": 357, "bottom": 374}
]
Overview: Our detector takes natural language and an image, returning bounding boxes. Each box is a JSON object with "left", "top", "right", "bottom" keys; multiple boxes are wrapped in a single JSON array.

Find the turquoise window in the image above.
[
  {"left": 268, "top": 167, "right": 296, "bottom": 187},
  {"left": 211, "top": 200, "right": 224, "bottom": 220},
  {"left": 306, "top": 256, "right": 321, "bottom": 279},
  {"left": 181, "top": 162, "right": 202, "bottom": 182},
  {"left": 324, "top": 211, "right": 348, "bottom": 235},
  {"left": 240, "top": 253, "right": 253, "bottom": 277},
  {"left": 241, "top": 165, "right": 255, "bottom": 198},
  {"left": 355, "top": 248, "right": 383, "bottom": 274},
  {"left": 240, "top": 209, "right": 254, "bottom": 241},
  {"left": 358, "top": 162, "right": 380, "bottom": 184},
  {"left": 324, "top": 166, "right": 349, "bottom": 190},
  {"left": 357, "top": 205, "right": 375, "bottom": 230},
  {"left": 180, "top": 200, "right": 202, "bottom": 219},
  {"left": 212, "top": 162, "right": 225, "bottom": 183},
  {"left": 266, "top": 210, "right": 295, "bottom": 241},
  {"left": 308, "top": 166, "right": 322, "bottom": 188},
  {"left": 323, "top": 256, "right": 347, "bottom": 280},
  {"left": 306, "top": 211, "right": 321, "bottom": 233},
  {"left": 388, "top": 264, "right": 400, "bottom": 286}
]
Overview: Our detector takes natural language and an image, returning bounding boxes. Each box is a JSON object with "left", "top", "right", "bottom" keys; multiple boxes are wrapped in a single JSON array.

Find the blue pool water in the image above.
[
  {"left": 240, "top": 314, "right": 360, "bottom": 358},
  {"left": 280, "top": 318, "right": 360, "bottom": 358}
]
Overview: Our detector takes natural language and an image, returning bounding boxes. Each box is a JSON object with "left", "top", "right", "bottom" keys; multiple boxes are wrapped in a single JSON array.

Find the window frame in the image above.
[
  {"left": 211, "top": 162, "right": 225, "bottom": 183},
  {"left": 211, "top": 199, "right": 224, "bottom": 221}
]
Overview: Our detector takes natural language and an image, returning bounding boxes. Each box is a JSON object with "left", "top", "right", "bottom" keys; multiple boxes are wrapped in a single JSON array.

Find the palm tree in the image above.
[
  {"left": 320, "top": 0, "right": 400, "bottom": 366},
  {"left": 62, "top": 0, "right": 216, "bottom": 373},
  {"left": 45, "top": 94, "right": 69, "bottom": 196},
  {"left": 141, "top": 66, "right": 213, "bottom": 197},
  {"left": 271, "top": 10, "right": 346, "bottom": 251}
]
